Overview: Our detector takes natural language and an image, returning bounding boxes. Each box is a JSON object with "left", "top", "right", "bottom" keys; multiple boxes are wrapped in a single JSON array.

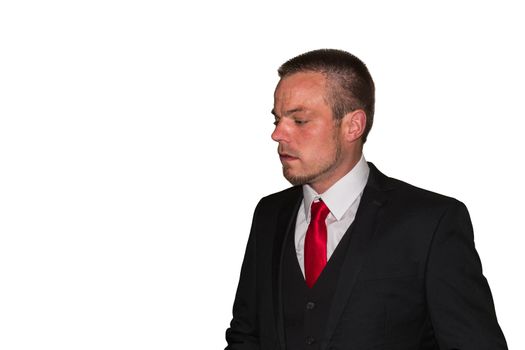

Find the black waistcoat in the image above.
[{"left": 282, "top": 224, "right": 353, "bottom": 350}]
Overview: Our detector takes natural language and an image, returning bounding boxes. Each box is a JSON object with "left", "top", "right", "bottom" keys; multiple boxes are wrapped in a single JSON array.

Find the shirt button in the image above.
[
  {"left": 306, "top": 302, "right": 315, "bottom": 310},
  {"left": 305, "top": 336, "right": 315, "bottom": 345}
]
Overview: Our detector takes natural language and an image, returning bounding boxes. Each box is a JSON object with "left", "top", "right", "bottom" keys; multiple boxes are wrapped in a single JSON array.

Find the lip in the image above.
[{"left": 279, "top": 153, "right": 299, "bottom": 162}]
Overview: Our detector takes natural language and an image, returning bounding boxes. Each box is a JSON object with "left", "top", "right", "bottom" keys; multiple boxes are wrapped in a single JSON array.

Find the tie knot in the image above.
[{"left": 310, "top": 200, "right": 330, "bottom": 223}]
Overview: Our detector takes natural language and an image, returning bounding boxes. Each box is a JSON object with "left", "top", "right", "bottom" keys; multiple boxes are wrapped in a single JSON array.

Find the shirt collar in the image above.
[{"left": 302, "top": 154, "right": 370, "bottom": 221}]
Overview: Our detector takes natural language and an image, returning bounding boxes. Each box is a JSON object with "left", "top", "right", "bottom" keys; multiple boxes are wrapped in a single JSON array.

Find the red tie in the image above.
[{"left": 304, "top": 199, "right": 330, "bottom": 288}]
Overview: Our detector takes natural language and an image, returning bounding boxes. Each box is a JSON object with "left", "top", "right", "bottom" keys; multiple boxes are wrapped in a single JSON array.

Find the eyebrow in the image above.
[{"left": 271, "top": 107, "right": 306, "bottom": 117}]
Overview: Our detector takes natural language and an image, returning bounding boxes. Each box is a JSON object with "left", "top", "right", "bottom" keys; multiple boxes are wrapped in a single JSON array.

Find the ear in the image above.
[{"left": 341, "top": 109, "right": 366, "bottom": 143}]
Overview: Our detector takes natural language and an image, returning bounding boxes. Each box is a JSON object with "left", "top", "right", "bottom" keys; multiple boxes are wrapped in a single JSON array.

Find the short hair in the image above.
[{"left": 278, "top": 49, "right": 375, "bottom": 143}]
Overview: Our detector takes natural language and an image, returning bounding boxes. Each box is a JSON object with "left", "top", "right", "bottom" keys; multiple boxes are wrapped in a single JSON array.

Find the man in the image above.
[{"left": 225, "top": 49, "right": 507, "bottom": 350}]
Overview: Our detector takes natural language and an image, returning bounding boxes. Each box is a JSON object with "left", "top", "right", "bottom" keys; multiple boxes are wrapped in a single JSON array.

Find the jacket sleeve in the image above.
[
  {"left": 426, "top": 200, "right": 507, "bottom": 349},
  {"left": 225, "top": 202, "right": 261, "bottom": 350}
]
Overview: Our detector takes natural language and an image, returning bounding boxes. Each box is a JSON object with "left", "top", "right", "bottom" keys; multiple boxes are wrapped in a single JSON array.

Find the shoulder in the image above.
[
  {"left": 370, "top": 164, "right": 474, "bottom": 242},
  {"left": 254, "top": 186, "right": 302, "bottom": 213},
  {"left": 390, "top": 177, "right": 457, "bottom": 204},
  {"left": 369, "top": 162, "right": 466, "bottom": 214}
]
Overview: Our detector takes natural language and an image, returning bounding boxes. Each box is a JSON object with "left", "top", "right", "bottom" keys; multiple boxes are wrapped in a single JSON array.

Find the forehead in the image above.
[{"left": 274, "top": 71, "right": 328, "bottom": 107}]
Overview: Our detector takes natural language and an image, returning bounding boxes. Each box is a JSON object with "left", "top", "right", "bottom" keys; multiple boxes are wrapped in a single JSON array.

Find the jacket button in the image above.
[
  {"left": 305, "top": 336, "right": 315, "bottom": 345},
  {"left": 306, "top": 302, "right": 315, "bottom": 310}
]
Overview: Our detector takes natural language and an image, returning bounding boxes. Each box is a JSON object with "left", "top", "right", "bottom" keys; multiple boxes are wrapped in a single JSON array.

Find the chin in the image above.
[{"left": 283, "top": 171, "right": 312, "bottom": 186}]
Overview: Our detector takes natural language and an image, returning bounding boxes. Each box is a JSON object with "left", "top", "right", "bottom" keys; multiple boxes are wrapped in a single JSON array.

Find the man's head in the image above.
[
  {"left": 271, "top": 49, "right": 375, "bottom": 193},
  {"left": 277, "top": 49, "right": 375, "bottom": 143}
]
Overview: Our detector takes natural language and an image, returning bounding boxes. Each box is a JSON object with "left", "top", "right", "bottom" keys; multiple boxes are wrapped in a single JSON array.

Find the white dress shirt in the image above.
[{"left": 294, "top": 155, "right": 370, "bottom": 276}]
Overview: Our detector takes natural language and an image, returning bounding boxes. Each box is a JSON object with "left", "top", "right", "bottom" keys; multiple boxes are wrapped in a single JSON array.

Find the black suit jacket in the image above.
[{"left": 226, "top": 163, "right": 507, "bottom": 350}]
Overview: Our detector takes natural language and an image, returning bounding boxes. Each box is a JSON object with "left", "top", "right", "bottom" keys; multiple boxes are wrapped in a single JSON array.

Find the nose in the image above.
[{"left": 271, "top": 120, "right": 289, "bottom": 143}]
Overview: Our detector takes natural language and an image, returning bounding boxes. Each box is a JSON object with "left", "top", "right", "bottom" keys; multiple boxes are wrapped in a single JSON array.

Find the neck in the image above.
[{"left": 309, "top": 151, "right": 363, "bottom": 194}]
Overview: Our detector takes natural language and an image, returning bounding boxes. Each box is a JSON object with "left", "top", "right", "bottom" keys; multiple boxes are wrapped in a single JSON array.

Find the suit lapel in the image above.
[
  {"left": 320, "top": 163, "right": 391, "bottom": 350},
  {"left": 272, "top": 187, "right": 302, "bottom": 350}
]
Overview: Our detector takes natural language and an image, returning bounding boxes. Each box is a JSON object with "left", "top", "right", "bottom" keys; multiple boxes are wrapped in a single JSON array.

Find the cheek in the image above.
[
  {"left": 295, "top": 126, "right": 334, "bottom": 156},
  {"left": 313, "top": 133, "right": 338, "bottom": 154}
]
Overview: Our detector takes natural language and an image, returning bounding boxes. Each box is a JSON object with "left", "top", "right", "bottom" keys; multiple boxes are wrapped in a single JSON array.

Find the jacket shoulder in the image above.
[
  {"left": 383, "top": 174, "right": 464, "bottom": 212},
  {"left": 368, "top": 163, "right": 463, "bottom": 210},
  {"left": 250, "top": 186, "right": 302, "bottom": 218}
]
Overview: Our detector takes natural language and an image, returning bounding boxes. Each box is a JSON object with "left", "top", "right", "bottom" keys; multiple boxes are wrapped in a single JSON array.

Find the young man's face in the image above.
[{"left": 271, "top": 71, "right": 345, "bottom": 192}]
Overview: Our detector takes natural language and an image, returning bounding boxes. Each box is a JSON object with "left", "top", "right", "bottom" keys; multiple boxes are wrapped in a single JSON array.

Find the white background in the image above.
[{"left": 1, "top": 1, "right": 523, "bottom": 349}]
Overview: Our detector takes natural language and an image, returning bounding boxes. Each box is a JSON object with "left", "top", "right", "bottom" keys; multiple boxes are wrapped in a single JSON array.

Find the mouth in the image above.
[{"left": 279, "top": 153, "right": 299, "bottom": 162}]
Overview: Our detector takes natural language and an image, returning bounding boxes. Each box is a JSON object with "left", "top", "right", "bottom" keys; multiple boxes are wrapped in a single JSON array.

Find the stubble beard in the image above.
[{"left": 282, "top": 135, "right": 342, "bottom": 187}]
